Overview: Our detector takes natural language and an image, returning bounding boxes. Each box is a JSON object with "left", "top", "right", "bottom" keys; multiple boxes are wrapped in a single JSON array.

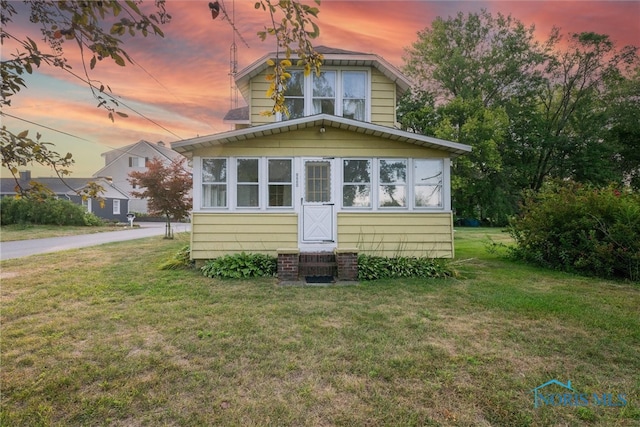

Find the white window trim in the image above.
[
  {"left": 113, "top": 199, "right": 121, "bottom": 215},
  {"left": 267, "top": 158, "right": 294, "bottom": 209},
  {"left": 200, "top": 157, "right": 229, "bottom": 209},
  {"left": 194, "top": 156, "right": 450, "bottom": 213},
  {"left": 341, "top": 158, "right": 373, "bottom": 210},
  {"left": 278, "top": 68, "right": 371, "bottom": 122},
  {"left": 377, "top": 158, "right": 409, "bottom": 210},
  {"left": 234, "top": 157, "right": 261, "bottom": 210}
]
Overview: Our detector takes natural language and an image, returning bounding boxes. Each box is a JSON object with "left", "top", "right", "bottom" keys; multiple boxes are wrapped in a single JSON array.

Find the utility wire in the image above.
[{"left": 1, "top": 111, "right": 92, "bottom": 142}]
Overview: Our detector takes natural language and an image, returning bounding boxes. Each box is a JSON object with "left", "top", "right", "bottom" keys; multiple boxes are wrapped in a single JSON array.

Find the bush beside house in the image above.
[{"left": 509, "top": 182, "right": 640, "bottom": 281}]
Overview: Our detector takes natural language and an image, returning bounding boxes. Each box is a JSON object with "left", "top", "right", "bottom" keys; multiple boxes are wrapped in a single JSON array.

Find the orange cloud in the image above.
[{"left": 3, "top": 0, "right": 637, "bottom": 178}]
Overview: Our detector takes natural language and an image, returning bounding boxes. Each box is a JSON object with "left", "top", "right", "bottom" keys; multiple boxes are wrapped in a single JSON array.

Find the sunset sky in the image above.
[{"left": 3, "top": 0, "right": 639, "bottom": 177}]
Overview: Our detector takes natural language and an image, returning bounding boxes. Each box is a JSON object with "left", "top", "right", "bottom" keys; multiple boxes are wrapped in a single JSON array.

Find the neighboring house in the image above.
[
  {"left": 171, "top": 46, "right": 471, "bottom": 279},
  {"left": 93, "top": 140, "right": 186, "bottom": 213},
  {"left": 0, "top": 171, "right": 129, "bottom": 222},
  {"left": 67, "top": 178, "right": 130, "bottom": 222}
]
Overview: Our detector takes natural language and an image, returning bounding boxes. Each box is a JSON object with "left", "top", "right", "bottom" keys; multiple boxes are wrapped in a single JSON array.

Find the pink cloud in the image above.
[{"left": 3, "top": 0, "right": 637, "bottom": 178}]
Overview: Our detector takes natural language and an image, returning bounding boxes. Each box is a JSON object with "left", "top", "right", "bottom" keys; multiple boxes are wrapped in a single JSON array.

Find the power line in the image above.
[{"left": 1, "top": 111, "right": 92, "bottom": 142}]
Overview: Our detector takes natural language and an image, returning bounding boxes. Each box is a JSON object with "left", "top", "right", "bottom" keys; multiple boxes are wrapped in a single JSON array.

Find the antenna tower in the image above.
[{"left": 209, "top": 1, "right": 250, "bottom": 111}]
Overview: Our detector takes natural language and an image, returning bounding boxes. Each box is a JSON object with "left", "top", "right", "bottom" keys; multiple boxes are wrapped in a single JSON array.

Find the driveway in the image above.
[{"left": 0, "top": 222, "right": 191, "bottom": 261}]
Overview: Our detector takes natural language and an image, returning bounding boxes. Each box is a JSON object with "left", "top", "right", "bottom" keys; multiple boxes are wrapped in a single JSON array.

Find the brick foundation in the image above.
[
  {"left": 335, "top": 248, "right": 359, "bottom": 281},
  {"left": 277, "top": 249, "right": 300, "bottom": 282}
]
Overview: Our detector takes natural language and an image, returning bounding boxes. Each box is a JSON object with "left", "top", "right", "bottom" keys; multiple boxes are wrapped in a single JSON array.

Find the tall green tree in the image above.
[
  {"left": 403, "top": 9, "right": 545, "bottom": 107},
  {"left": 401, "top": 10, "right": 639, "bottom": 223},
  {"left": 523, "top": 31, "right": 638, "bottom": 191}
]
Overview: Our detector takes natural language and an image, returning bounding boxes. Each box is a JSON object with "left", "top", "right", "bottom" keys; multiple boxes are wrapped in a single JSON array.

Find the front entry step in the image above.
[
  {"left": 277, "top": 248, "right": 358, "bottom": 284},
  {"left": 299, "top": 252, "right": 337, "bottom": 280}
]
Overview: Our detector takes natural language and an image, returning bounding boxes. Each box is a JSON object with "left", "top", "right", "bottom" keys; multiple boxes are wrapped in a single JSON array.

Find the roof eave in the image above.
[{"left": 171, "top": 114, "right": 471, "bottom": 157}]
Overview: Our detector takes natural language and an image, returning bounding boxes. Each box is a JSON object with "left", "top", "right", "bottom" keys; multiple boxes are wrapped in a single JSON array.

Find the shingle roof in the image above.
[
  {"left": 0, "top": 176, "right": 93, "bottom": 196},
  {"left": 223, "top": 106, "right": 250, "bottom": 122}
]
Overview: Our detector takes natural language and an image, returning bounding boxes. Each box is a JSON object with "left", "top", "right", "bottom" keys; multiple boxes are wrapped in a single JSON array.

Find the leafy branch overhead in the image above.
[
  {"left": 1, "top": 0, "right": 322, "bottom": 202},
  {"left": 256, "top": 0, "right": 323, "bottom": 116},
  {"left": 1, "top": 0, "right": 171, "bottom": 120}
]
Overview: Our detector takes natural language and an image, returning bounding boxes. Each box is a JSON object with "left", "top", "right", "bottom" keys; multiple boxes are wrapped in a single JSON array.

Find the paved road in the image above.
[{"left": 0, "top": 222, "right": 191, "bottom": 261}]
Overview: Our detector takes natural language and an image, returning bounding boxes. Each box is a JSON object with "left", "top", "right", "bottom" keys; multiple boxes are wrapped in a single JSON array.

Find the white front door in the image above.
[{"left": 300, "top": 159, "right": 336, "bottom": 247}]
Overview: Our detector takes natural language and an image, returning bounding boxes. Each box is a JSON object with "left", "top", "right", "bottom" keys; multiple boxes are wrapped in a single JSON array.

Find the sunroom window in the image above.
[
  {"left": 414, "top": 159, "right": 443, "bottom": 208},
  {"left": 343, "top": 159, "right": 371, "bottom": 207},
  {"left": 236, "top": 158, "right": 259, "bottom": 207},
  {"left": 268, "top": 159, "right": 292, "bottom": 207},
  {"left": 379, "top": 159, "right": 407, "bottom": 207},
  {"left": 202, "top": 158, "right": 227, "bottom": 207}
]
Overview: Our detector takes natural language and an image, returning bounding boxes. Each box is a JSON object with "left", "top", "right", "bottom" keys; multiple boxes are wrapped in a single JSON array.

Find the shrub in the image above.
[
  {"left": 508, "top": 181, "right": 640, "bottom": 281},
  {"left": 201, "top": 252, "right": 277, "bottom": 279},
  {"left": 0, "top": 196, "right": 103, "bottom": 226},
  {"left": 357, "top": 254, "right": 454, "bottom": 281},
  {"left": 159, "top": 245, "right": 194, "bottom": 270}
]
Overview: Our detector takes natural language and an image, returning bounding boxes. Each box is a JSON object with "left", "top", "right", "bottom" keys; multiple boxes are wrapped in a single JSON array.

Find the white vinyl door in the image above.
[{"left": 301, "top": 159, "right": 335, "bottom": 243}]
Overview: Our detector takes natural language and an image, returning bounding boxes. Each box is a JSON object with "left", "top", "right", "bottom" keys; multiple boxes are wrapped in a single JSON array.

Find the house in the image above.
[
  {"left": 0, "top": 171, "right": 129, "bottom": 222},
  {"left": 66, "top": 178, "right": 131, "bottom": 222},
  {"left": 92, "top": 139, "right": 186, "bottom": 213},
  {"left": 171, "top": 46, "right": 471, "bottom": 280}
]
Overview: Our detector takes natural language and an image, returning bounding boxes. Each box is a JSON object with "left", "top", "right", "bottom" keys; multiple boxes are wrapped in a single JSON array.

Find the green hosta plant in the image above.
[
  {"left": 357, "top": 255, "right": 454, "bottom": 281},
  {"left": 201, "top": 252, "right": 277, "bottom": 279}
]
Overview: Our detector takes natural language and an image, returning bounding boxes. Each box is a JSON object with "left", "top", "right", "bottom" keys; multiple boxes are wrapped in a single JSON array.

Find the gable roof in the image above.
[
  {"left": 223, "top": 106, "right": 250, "bottom": 124},
  {"left": 171, "top": 114, "right": 472, "bottom": 158},
  {"left": 235, "top": 46, "right": 412, "bottom": 103},
  {"left": 66, "top": 178, "right": 131, "bottom": 199},
  {"left": 93, "top": 139, "right": 183, "bottom": 177}
]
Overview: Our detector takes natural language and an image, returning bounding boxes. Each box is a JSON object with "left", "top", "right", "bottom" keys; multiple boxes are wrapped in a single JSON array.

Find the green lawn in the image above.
[{"left": 1, "top": 229, "right": 638, "bottom": 426}]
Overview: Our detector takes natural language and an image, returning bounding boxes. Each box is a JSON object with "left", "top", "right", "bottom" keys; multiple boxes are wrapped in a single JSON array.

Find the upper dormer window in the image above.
[
  {"left": 282, "top": 69, "right": 368, "bottom": 121},
  {"left": 312, "top": 71, "right": 336, "bottom": 115}
]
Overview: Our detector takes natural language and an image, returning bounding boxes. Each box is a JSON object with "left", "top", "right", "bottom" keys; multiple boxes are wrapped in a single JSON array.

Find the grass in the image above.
[
  {"left": 1, "top": 228, "right": 638, "bottom": 426},
  {"left": 0, "top": 224, "right": 130, "bottom": 242}
]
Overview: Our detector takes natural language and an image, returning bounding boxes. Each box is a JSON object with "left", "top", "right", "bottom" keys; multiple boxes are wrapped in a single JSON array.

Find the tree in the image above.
[
  {"left": 401, "top": 10, "right": 639, "bottom": 224},
  {"left": 523, "top": 31, "right": 638, "bottom": 191},
  {"left": 1, "top": 0, "right": 321, "bottom": 195},
  {"left": 403, "top": 9, "right": 545, "bottom": 107},
  {"left": 128, "top": 157, "right": 192, "bottom": 239}
]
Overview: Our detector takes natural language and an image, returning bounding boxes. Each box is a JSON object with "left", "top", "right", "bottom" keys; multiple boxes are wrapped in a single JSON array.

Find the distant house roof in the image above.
[
  {"left": 0, "top": 175, "right": 93, "bottom": 197},
  {"left": 234, "top": 45, "right": 412, "bottom": 104},
  {"left": 93, "top": 139, "right": 183, "bottom": 178},
  {"left": 172, "top": 114, "right": 472, "bottom": 158},
  {"left": 67, "top": 178, "right": 130, "bottom": 199},
  {"left": 0, "top": 175, "right": 130, "bottom": 200},
  {"left": 223, "top": 106, "right": 250, "bottom": 124}
]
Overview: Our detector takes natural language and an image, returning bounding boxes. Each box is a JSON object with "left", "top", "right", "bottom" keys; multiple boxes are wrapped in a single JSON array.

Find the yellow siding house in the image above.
[{"left": 172, "top": 47, "right": 471, "bottom": 279}]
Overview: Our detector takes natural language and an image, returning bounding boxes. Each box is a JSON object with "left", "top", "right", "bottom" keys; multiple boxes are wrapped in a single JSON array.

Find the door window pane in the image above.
[
  {"left": 343, "top": 159, "right": 371, "bottom": 207},
  {"left": 379, "top": 159, "right": 407, "bottom": 207},
  {"left": 414, "top": 159, "right": 443, "bottom": 207},
  {"left": 306, "top": 161, "right": 331, "bottom": 203}
]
